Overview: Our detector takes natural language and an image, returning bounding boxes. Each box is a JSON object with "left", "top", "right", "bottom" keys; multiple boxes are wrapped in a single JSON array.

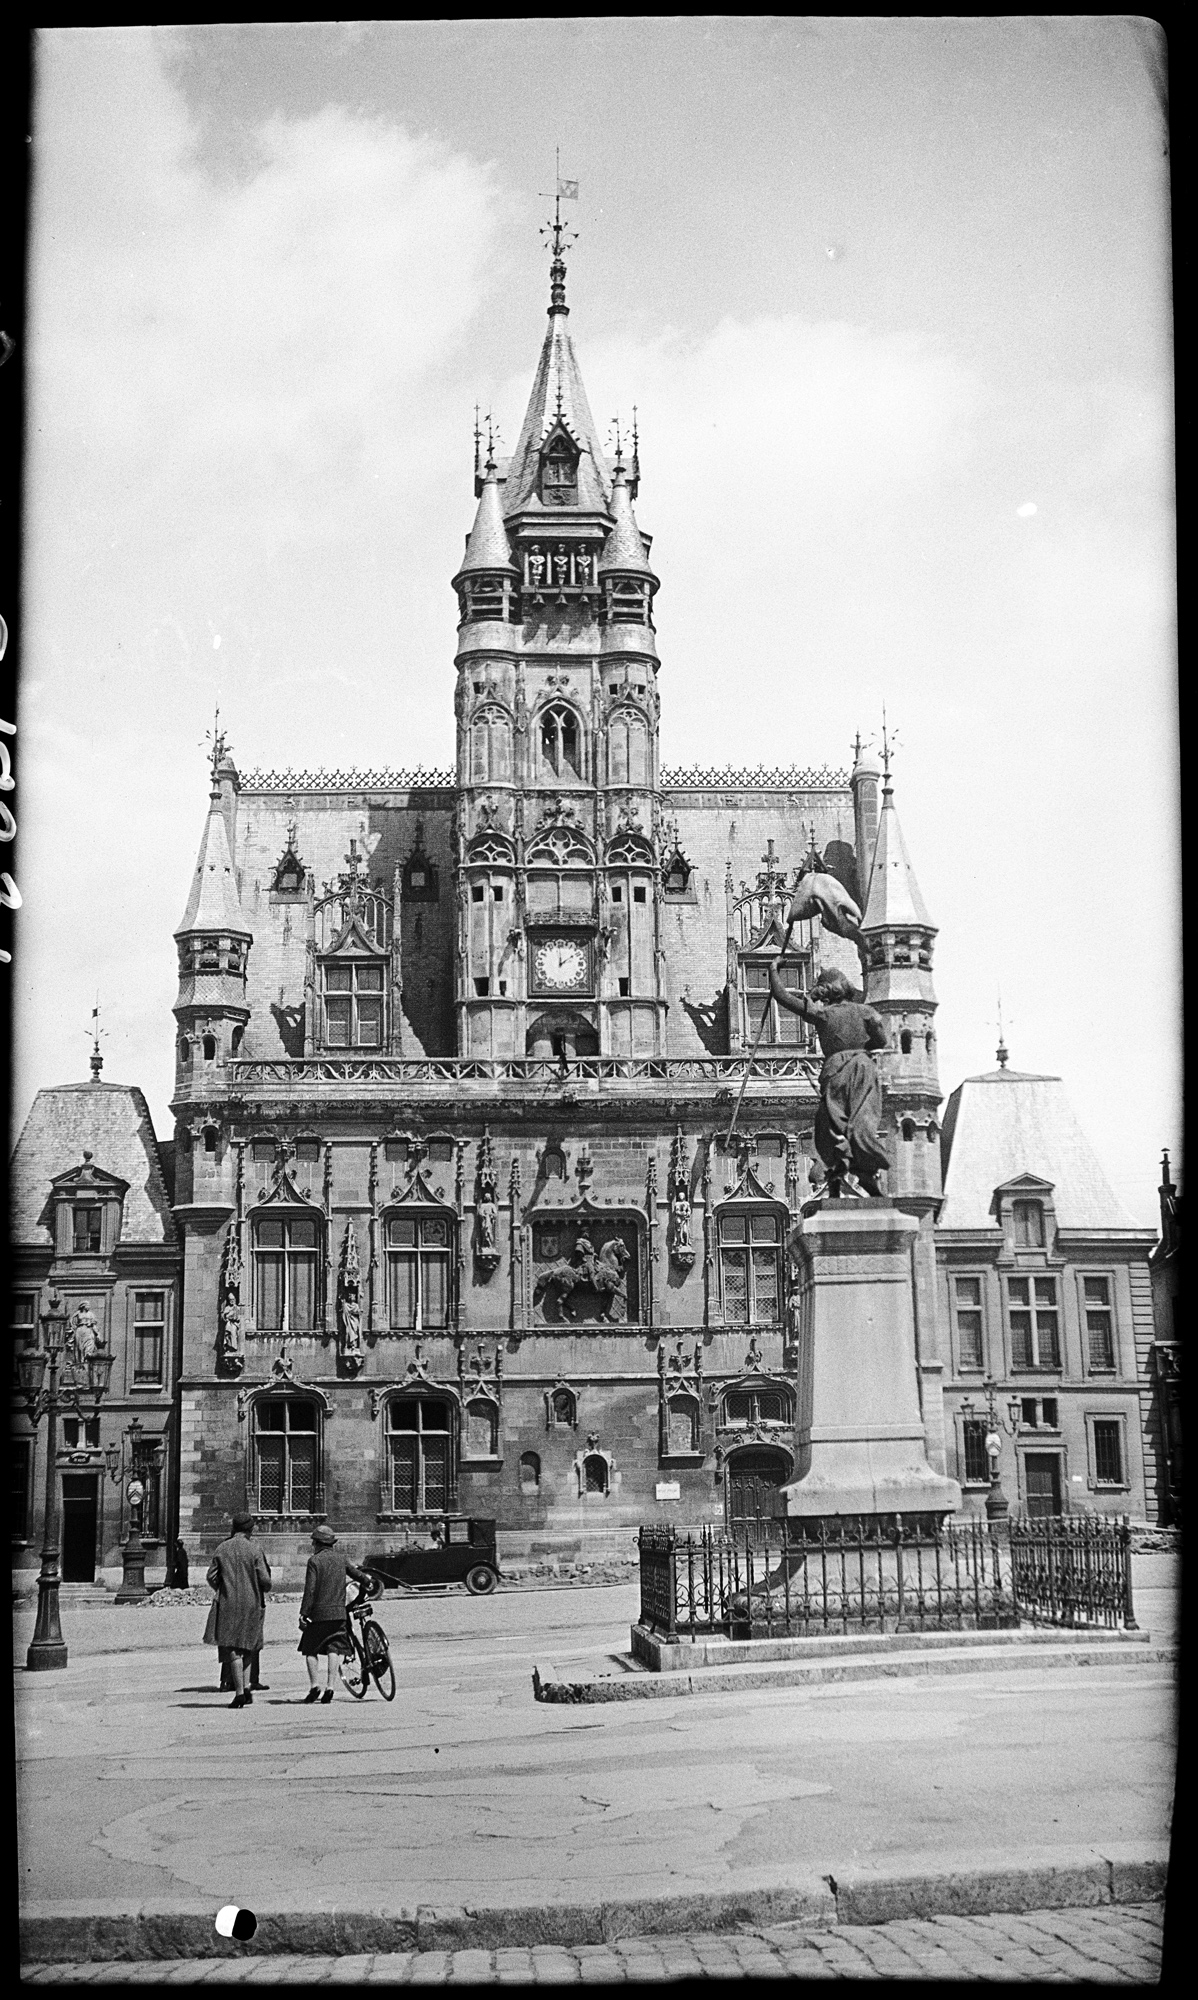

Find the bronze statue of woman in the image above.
[{"left": 768, "top": 963, "right": 891, "bottom": 1198}]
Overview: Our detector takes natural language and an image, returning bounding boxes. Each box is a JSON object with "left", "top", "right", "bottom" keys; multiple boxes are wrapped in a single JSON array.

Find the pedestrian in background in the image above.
[
  {"left": 206, "top": 1512, "right": 272, "bottom": 1709},
  {"left": 170, "top": 1538, "right": 189, "bottom": 1589},
  {"left": 298, "top": 1524, "right": 374, "bottom": 1704}
]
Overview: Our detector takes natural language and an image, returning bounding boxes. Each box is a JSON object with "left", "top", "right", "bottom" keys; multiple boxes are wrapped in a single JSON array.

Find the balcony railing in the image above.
[{"left": 228, "top": 1053, "right": 822, "bottom": 1089}]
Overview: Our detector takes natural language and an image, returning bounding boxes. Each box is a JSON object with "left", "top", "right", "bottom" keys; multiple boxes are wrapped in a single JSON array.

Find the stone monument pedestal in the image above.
[{"left": 783, "top": 1201, "right": 960, "bottom": 1524}]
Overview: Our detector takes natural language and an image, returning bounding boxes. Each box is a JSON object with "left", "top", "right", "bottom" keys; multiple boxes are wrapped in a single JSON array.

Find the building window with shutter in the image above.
[
  {"left": 718, "top": 1211, "right": 783, "bottom": 1324},
  {"left": 961, "top": 1419, "right": 989, "bottom": 1485},
  {"left": 1012, "top": 1199, "right": 1046, "bottom": 1248},
  {"left": 386, "top": 1397, "right": 454, "bottom": 1513},
  {"left": 1083, "top": 1276, "right": 1116, "bottom": 1371},
  {"left": 322, "top": 959, "right": 386, "bottom": 1048},
  {"left": 253, "top": 1398, "right": 321, "bottom": 1515},
  {"left": 1091, "top": 1418, "right": 1125, "bottom": 1487},
  {"left": 1007, "top": 1275, "right": 1061, "bottom": 1370},
  {"left": 952, "top": 1275, "right": 985, "bottom": 1370},
  {"left": 253, "top": 1214, "right": 320, "bottom": 1332},
  {"left": 386, "top": 1214, "right": 453, "bottom": 1330},
  {"left": 132, "top": 1293, "right": 165, "bottom": 1385}
]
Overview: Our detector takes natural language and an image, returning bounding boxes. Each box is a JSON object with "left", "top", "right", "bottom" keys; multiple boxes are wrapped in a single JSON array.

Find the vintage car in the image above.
[{"left": 364, "top": 1517, "right": 500, "bottom": 1596}]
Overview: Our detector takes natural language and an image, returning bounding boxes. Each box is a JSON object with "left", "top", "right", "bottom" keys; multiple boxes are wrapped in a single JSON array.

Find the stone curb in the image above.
[
  {"left": 20, "top": 1845, "right": 1169, "bottom": 1962},
  {"left": 532, "top": 1639, "right": 1176, "bottom": 1702}
]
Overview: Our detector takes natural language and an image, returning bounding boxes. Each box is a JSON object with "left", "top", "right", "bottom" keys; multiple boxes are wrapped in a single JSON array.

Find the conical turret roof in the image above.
[
  {"left": 175, "top": 794, "right": 252, "bottom": 937},
  {"left": 503, "top": 312, "right": 612, "bottom": 516},
  {"left": 861, "top": 774, "right": 934, "bottom": 931},
  {"left": 457, "top": 457, "right": 516, "bottom": 575},
  {"left": 598, "top": 457, "right": 654, "bottom": 575}
]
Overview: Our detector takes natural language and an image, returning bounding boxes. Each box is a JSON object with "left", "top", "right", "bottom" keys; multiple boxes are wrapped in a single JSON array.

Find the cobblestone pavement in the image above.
[{"left": 22, "top": 1903, "right": 1165, "bottom": 1983}]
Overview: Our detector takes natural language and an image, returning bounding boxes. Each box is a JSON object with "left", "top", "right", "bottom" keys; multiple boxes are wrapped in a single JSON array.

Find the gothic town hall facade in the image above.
[{"left": 161, "top": 236, "right": 1162, "bottom": 1579}]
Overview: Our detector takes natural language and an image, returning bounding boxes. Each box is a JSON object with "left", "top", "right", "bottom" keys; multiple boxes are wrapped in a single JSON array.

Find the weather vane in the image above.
[
  {"left": 539, "top": 149, "right": 579, "bottom": 311},
  {"left": 202, "top": 702, "right": 228, "bottom": 784},
  {"left": 85, "top": 995, "right": 108, "bottom": 1081}
]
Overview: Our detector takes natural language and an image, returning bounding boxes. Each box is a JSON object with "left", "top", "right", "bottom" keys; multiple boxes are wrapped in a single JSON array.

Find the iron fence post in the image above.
[
  {"left": 666, "top": 1525, "right": 679, "bottom": 1646},
  {"left": 1121, "top": 1515, "right": 1139, "bottom": 1631}
]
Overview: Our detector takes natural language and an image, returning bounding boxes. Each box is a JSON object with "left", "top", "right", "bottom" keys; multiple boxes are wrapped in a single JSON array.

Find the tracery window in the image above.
[
  {"left": 386, "top": 1214, "right": 453, "bottom": 1330},
  {"left": 539, "top": 704, "right": 581, "bottom": 780},
  {"left": 721, "top": 1386, "right": 790, "bottom": 1426},
  {"left": 470, "top": 708, "right": 512, "bottom": 784},
  {"left": 253, "top": 1214, "right": 320, "bottom": 1332},
  {"left": 718, "top": 1211, "right": 783, "bottom": 1324}
]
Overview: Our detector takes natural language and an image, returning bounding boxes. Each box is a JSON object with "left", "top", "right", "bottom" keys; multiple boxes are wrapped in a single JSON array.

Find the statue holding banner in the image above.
[{"left": 768, "top": 963, "right": 890, "bottom": 1198}]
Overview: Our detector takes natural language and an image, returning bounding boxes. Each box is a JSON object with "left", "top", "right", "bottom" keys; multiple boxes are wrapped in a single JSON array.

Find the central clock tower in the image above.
[{"left": 449, "top": 204, "right": 665, "bottom": 1061}]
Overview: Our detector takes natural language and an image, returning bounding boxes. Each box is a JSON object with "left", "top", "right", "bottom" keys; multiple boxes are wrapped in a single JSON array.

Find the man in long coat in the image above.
[
  {"left": 767, "top": 963, "right": 891, "bottom": 1197},
  {"left": 206, "top": 1513, "right": 272, "bottom": 1709}
]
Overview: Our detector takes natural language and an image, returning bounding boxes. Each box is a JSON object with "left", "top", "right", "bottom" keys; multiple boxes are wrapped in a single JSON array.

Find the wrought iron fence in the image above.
[
  {"left": 639, "top": 1516, "right": 1016, "bottom": 1642},
  {"left": 1007, "top": 1513, "right": 1137, "bottom": 1630}
]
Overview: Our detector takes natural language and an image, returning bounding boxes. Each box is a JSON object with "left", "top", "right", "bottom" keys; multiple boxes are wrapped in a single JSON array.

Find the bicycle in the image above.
[{"left": 337, "top": 1584, "right": 396, "bottom": 1701}]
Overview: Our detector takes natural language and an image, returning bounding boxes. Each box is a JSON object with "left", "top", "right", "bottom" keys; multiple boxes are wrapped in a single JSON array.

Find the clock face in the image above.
[{"left": 533, "top": 938, "right": 590, "bottom": 992}]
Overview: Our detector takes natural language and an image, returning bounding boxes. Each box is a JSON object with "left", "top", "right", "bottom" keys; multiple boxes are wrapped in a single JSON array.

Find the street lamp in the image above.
[
  {"left": 15, "top": 1291, "right": 113, "bottom": 1671},
  {"left": 961, "top": 1376, "right": 1023, "bottom": 1523}
]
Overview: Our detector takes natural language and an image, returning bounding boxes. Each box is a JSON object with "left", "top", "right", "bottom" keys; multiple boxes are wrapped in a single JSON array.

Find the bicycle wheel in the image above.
[
  {"left": 338, "top": 1630, "right": 370, "bottom": 1699},
  {"left": 364, "top": 1620, "right": 396, "bottom": 1702}
]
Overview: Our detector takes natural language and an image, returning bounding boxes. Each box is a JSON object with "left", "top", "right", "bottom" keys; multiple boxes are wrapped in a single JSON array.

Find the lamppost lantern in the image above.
[
  {"left": 17, "top": 1346, "right": 48, "bottom": 1396},
  {"left": 41, "top": 1292, "right": 68, "bottom": 1356},
  {"left": 86, "top": 1347, "right": 115, "bottom": 1401},
  {"left": 114, "top": 1435, "right": 155, "bottom": 1605}
]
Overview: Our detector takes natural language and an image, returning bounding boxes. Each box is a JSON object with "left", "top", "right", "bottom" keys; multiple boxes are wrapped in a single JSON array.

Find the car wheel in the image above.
[{"left": 465, "top": 1564, "right": 498, "bottom": 1596}]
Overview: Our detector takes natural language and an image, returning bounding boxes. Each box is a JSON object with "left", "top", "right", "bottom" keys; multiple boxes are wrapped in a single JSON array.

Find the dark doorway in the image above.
[
  {"left": 61, "top": 1475, "right": 98, "bottom": 1582},
  {"left": 1023, "top": 1453, "right": 1063, "bottom": 1519},
  {"left": 726, "top": 1449, "right": 789, "bottom": 1540}
]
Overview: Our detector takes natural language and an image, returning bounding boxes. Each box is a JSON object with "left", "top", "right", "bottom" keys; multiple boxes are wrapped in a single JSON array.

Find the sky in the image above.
[{"left": 14, "top": 19, "right": 1177, "bottom": 1225}]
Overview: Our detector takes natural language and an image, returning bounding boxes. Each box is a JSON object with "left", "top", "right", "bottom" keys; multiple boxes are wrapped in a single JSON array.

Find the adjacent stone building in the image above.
[
  {"left": 937, "top": 1053, "right": 1158, "bottom": 1520},
  {"left": 9, "top": 1072, "right": 182, "bottom": 1583}
]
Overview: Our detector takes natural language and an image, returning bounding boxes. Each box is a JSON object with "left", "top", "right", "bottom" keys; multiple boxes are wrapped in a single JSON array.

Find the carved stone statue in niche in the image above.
[
  {"left": 337, "top": 1221, "right": 364, "bottom": 1375},
  {"left": 670, "top": 1185, "right": 694, "bottom": 1266},
  {"left": 217, "top": 1228, "right": 244, "bottom": 1376},
  {"left": 528, "top": 545, "right": 545, "bottom": 592},
  {"left": 67, "top": 1301, "right": 100, "bottom": 1368},
  {"left": 475, "top": 1129, "right": 501, "bottom": 1274}
]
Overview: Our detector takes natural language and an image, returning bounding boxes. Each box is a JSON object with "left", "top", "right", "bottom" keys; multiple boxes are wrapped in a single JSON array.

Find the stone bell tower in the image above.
[{"left": 450, "top": 197, "right": 667, "bottom": 1062}]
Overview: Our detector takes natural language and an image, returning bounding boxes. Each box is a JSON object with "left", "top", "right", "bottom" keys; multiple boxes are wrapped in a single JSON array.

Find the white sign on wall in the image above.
[{"left": 655, "top": 1480, "right": 681, "bottom": 1501}]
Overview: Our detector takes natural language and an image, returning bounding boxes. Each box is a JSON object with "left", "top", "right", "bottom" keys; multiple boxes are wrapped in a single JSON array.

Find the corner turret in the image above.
[
  {"left": 859, "top": 749, "right": 940, "bottom": 1195},
  {"left": 172, "top": 741, "right": 252, "bottom": 1094}
]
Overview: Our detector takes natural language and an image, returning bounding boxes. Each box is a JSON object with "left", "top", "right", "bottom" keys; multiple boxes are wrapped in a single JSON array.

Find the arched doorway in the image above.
[{"left": 724, "top": 1447, "right": 790, "bottom": 1541}]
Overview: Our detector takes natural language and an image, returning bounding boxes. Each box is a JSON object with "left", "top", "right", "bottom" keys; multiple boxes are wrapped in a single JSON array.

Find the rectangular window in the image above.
[
  {"left": 1008, "top": 1276, "right": 1060, "bottom": 1369},
  {"left": 73, "top": 1207, "right": 103, "bottom": 1254},
  {"left": 1093, "top": 1420, "right": 1123, "bottom": 1486},
  {"left": 12, "top": 1438, "right": 30, "bottom": 1540},
  {"left": 962, "top": 1419, "right": 989, "bottom": 1484},
  {"left": 254, "top": 1215, "right": 319, "bottom": 1333},
  {"left": 132, "top": 1293, "right": 165, "bottom": 1385},
  {"left": 1013, "top": 1200, "right": 1046, "bottom": 1248},
  {"left": 633, "top": 885, "right": 647, "bottom": 903},
  {"left": 321, "top": 960, "right": 387, "bottom": 1049},
  {"left": 11, "top": 1293, "right": 36, "bottom": 1381},
  {"left": 387, "top": 1398, "right": 453, "bottom": 1512},
  {"left": 387, "top": 1215, "right": 453, "bottom": 1330},
  {"left": 1084, "top": 1276, "right": 1115, "bottom": 1371},
  {"left": 952, "top": 1275, "right": 985, "bottom": 1370},
  {"left": 254, "top": 1398, "right": 319, "bottom": 1515},
  {"left": 742, "top": 958, "right": 809, "bottom": 1048},
  {"left": 719, "top": 1211, "right": 782, "bottom": 1324}
]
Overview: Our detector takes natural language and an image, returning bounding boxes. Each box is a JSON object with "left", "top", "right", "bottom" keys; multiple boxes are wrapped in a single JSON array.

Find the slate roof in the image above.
[
  {"left": 598, "top": 462, "right": 654, "bottom": 576},
  {"left": 456, "top": 460, "right": 516, "bottom": 575},
  {"left": 861, "top": 782, "right": 934, "bottom": 931},
  {"left": 10, "top": 1084, "right": 178, "bottom": 1247},
  {"left": 502, "top": 312, "right": 612, "bottom": 517},
  {"left": 939, "top": 1068, "right": 1143, "bottom": 1231},
  {"left": 176, "top": 798, "right": 252, "bottom": 937}
]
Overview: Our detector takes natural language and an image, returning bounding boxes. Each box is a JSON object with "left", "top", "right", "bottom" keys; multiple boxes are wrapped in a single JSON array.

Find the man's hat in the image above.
[
  {"left": 311, "top": 1524, "right": 336, "bottom": 1545},
  {"left": 231, "top": 1512, "right": 253, "bottom": 1532}
]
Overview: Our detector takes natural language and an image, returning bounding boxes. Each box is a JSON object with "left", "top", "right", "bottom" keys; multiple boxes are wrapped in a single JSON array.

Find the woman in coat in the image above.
[
  {"left": 206, "top": 1513, "right": 272, "bottom": 1709},
  {"left": 298, "top": 1524, "right": 375, "bottom": 1704}
]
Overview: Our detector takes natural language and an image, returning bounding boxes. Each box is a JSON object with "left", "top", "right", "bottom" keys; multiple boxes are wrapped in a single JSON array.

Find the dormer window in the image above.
[
  {"left": 322, "top": 960, "right": 385, "bottom": 1048},
  {"left": 541, "top": 434, "right": 578, "bottom": 506},
  {"left": 275, "top": 854, "right": 304, "bottom": 893},
  {"left": 73, "top": 1206, "right": 103, "bottom": 1254}
]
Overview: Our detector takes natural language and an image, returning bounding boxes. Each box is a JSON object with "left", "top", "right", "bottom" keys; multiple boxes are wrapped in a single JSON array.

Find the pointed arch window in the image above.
[
  {"left": 470, "top": 706, "right": 512, "bottom": 785},
  {"left": 608, "top": 709, "right": 648, "bottom": 786},
  {"left": 540, "top": 704, "right": 582, "bottom": 780}
]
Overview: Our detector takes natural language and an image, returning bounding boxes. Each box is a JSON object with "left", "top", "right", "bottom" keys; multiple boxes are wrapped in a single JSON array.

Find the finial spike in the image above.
[{"left": 996, "top": 990, "right": 1009, "bottom": 1069}]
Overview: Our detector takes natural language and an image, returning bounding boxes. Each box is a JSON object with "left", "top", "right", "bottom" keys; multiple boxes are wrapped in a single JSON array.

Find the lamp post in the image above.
[
  {"left": 961, "top": 1376, "right": 1023, "bottom": 1524},
  {"left": 16, "top": 1291, "right": 114, "bottom": 1670}
]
